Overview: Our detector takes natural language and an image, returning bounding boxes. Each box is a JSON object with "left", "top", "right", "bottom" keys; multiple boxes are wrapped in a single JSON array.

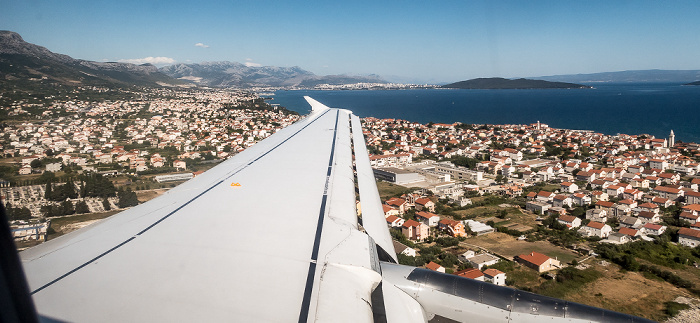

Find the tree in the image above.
[
  {"left": 7, "top": 206, "right": 32, "bottom": 221},
  {"left": 571, "top": 207, "right": 586, "bottom": 219},
  {"left": 41, "top": 205, "right": 61, "bottom": 218},
  {"left": 495, "top": 174, "right": 506, "bottom": 184},
  {"left": 60, "top": 181, "right": 78, "bottom": 199},
  {"left": 75, "top": 200, "right": 90, "bottom": 214},
  {"left": 118, "top": 190, "right": 139, "bottom": 208},
  {"left": 30, "top": 159, "right": 43, "bottom": 169},
  {"left": 102, "top": 198, "right": 111, "bottom": 211},
  {"left": 81, "top": 173, "right": 117, "bottom": 198},
  {"left": 45, "top": 182, "right": 53, "bottom": 200},
  {"left": 61, "top": 200, "right": 75, "bottom": 215},
  {"left": 450, "top": 156, "right": 478, "bottom": 169}
]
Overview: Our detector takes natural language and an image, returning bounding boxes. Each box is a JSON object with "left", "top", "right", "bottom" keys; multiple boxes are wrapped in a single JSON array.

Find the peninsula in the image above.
[{"left": 442, "top": 77, "right": 591, "bottom": 89}]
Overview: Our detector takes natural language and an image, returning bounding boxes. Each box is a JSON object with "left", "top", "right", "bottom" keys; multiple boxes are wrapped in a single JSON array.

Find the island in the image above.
[
  {"left": 685, "top": 80, "right": 700, "bottom": 86},
  {"left": 441, "top": 77, "right": 591, "bottom": 89}
]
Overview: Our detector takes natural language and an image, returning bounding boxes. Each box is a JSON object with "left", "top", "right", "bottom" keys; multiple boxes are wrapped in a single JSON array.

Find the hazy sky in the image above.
[{"left": 2, "top": 0, "right": 700, "bottom": 83}]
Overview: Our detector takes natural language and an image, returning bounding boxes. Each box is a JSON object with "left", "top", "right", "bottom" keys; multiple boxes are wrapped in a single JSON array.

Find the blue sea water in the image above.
[{"left": 272, "top": 83, "right": 700, "bottom": 143}]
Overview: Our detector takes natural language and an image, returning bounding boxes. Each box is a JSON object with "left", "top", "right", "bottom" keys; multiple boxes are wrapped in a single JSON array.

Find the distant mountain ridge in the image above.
[
  {"left": 0, "top": 30, "right": 181, "bottom": 88},
  {"left": 534, "top": 70, "right": 700, "bottom": 84},
  {"left": 441, "top": 77, "right": 590, "bottom": 89},
  {"left": 0, "top": 30, "right": 385, "bottom": 91},
  {"left": 159, "top": 62, "right": 386, "bottom": 88}
]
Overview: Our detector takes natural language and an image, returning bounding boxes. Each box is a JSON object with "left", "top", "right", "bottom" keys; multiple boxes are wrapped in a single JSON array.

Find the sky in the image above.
[{"left": 2, "top": 0, "right": 700, "bottom": 83}]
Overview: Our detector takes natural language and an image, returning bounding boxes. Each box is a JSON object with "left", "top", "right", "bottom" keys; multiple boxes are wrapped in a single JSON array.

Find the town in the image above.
[
  {"left": 2, "top": 87, "right": 300, "bottom": 241},
  {"left": 362, "top": 117, "right": 700, "bottom": 320},
  {"left": 3, "top": 88, "right": 700, "bottom": 320}
]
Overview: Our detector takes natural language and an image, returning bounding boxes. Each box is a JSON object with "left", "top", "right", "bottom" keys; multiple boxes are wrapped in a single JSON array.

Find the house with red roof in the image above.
[
  {"left": 516, "top": 252, "right": 561, "bottom": 273},
  {"left": 454, "top": 268, "right": 484, "bottom": 281},
  {"left": 605, "top": 185, "right": 625, "bottom": 198},
  {"left": 637, "top": 211, "right": 661, "bottom": 224},
  {"left": 678, "top": 227, "right": 700, "bottom": 248},
  {"left": 402, "top": 220, "right": 429, "bottom": 241},
  {"left": 385, "top": 215, "right": 405, "bottom": 228},
  {"left": 425, "top": 261, "right": 445, "bottom": 273},
  {"left": 414, "top": 198, "right": 435, "bottom": 212},
  {"left": 382, "top": 205, "right": 400, "bottom": 218},
  {"left": 591, "top": 191, "right": 609, "bottom": 202},
  {"left": 557, "top": 215, "right": 581, "bottom": 229},
  {"left": 641, "top": 223, "right": 666, "bottom": 236},
  {"left": 483, "top": 269, "right": 506, "bottom": 286},
  {"left": 560, "top": 182, "right": 578, "bottom": 193},
  {"left": 535, "top": 191, "right": 555, "bottom": 203},
  {"left": 552, "top": 195, "right": 573, "bottom": 209},
  {"left": 415, "top": 211, "right": 440, "bottom": 227},
  {"left": 622, "top": 189, "right": 644, "bottom": 201},
  {"left": 571, "top": 193, "right": 591, "bottom": 206},
  {"left": 658, "top": 172, "right": 680, "bottom": 185},
  {"left": 173, "top": 160, "right": 187, "bottom": 170},
  {"left": 635, "top": 202, "right": 660, "bottom": 215},
  {"left": 685, "top": 191, "right": 700, "bottom": 205},
  {"left": 679, "top": 211, "right": 699, "bottom": 224},
  {"left": 438, "top": 218, "right": 467, "bottom": 237},
  {"left": 576, "top": 171, "right": 595, "bottom": 183},
  {"left": 618, "top": 227, "right": 640, "bottom": 237},
  {"left": 682, "top": 204, "right": 700, "bottom": 215},
  {"left": 578, "top": 221, "right": 612, "bottom": 238},
  {"left": 595, "top": 200, "right": 615, "bottom": 209},
  {"left": 654, "top": 186, "right": 684, "bottom": 201},
  {"left": 386, "top": 197, "right": 407, "bottom": 215}
]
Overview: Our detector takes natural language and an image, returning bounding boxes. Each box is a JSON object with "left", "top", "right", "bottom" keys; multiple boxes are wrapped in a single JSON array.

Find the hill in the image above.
[
  {"left": 159, "top": 62, "right": 386, "bottom": 88},
  {"left": 535, "top": 70, "right": 700, "bottom": 83},
  {"left": 441, "top": 77, "right": 590, "bottom": 89},
  {"left": 0, "top": 30, "right": 183, "bottom": 93}
]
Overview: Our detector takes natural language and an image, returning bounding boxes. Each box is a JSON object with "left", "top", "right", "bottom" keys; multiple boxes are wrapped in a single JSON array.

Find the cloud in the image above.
[
  {"left": 118, "top": 57, "right": 176, "bottom": 65},
  {"left": 245, "top": 58, "right": 261, "bottom": 67},
  {"left": 195, "top": 42, "right": 209, "bottom": 48}
]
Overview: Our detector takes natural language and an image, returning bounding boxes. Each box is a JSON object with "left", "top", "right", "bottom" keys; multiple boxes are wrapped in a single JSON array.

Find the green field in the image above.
[
  {"left": 465, "top": 232, "right": 580, "bottom": 264},
  {"left": 376, "top": 181, "right": 417, "bottom": 200}
]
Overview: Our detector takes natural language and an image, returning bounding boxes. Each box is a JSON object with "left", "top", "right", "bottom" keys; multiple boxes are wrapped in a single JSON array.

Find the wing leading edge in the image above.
[{"left": 17, "top": 97, "right": 654, "bottom": 323}]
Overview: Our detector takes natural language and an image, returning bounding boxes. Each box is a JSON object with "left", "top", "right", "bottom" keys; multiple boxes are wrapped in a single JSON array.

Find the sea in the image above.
[{"left": 271, "top": 83, "right": 700, "bottom": 144}]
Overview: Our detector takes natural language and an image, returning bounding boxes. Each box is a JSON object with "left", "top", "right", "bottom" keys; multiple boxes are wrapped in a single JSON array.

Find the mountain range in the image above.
[
  {"left": 534, "top": 70, "right": 700, "bottom": 83},
  {"left": 159, "top": 62, "right": 385, "bottom": 88},
  {"left": 3, "top": 30, "right": 700, "bottom": 91},
  {"left": 0, "top": 30, "right": 385, "bottom": 90},
  {"left": 0, "top": 30, "right": 180, "bottom": 90}
]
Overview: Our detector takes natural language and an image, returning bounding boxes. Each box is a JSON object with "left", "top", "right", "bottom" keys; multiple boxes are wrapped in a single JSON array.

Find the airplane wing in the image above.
[{"left": 12, "top": 97, "right": 653, "bottom": 322}]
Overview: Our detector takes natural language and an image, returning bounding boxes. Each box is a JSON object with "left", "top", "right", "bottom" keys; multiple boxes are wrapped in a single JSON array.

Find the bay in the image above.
[{"left": 272, "top": 83, "right": 700, "bottom": 143}]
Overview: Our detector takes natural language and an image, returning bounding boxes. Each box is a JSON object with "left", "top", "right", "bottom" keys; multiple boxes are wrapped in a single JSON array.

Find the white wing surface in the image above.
[{"left": 22, "top": 97, "right": 385, "bottom": 322}]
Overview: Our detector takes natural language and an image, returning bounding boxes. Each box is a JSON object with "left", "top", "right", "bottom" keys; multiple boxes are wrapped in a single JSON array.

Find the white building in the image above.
[
  {"left": 678, "top": 228, "right": 700, "bottom": 248},
  {"left": 483, "top": 268, "right": 507, "bottom": 286},
  {"left": 578, "top": 221, "right": 612, "bottom": 238}
]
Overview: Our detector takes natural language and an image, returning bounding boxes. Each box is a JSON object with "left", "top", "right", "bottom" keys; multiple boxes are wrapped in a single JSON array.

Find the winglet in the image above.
[{"left": 304, "top": 96, "right": 330, "bottom": 113}]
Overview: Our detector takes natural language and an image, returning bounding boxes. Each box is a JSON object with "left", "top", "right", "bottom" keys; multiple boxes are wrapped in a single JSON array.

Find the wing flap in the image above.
[{"left": 351, "top": 114, "right": 398, "bottom": 263}]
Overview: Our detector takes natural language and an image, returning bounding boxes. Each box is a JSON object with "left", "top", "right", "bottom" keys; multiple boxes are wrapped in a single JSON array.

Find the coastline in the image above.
[{"left": 272, "top": 84, "right": 700, "bottom": 143}]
